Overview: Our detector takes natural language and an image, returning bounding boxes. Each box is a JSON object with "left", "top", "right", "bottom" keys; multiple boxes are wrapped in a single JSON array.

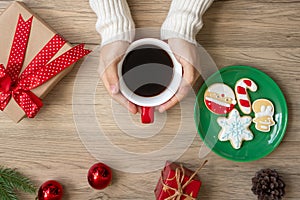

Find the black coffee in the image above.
[{"left": 122, "top": 45, "right": 174, "bottom": 97}]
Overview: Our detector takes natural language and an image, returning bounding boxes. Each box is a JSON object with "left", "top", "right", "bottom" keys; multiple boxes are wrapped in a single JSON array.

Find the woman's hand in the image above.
[
  {"left": 158, "top": 38, "right": 200, "bottom": 113},
  {"left": 98, "top": 41, "right": 138, "bottom": 114}
]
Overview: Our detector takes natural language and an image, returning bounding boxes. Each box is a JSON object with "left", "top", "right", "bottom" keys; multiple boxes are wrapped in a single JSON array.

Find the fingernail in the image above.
[
  {"left": 129, "top": 108, "right": 136, "bottom": 114},
  {"left": 138, "top": 107, "right": 142, "bottom": 113},
  {"left": 110, "top": 85, "right": 119, "bottom": 94}
]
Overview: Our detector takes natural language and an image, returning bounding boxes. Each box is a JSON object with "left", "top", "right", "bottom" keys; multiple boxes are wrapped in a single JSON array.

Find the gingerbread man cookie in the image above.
[
  {"left": 252, "top": 99, "right": 275, "bottom": 132},
  {"left": 217, "top": 109, "right": 253, "bottom": 149},
  {"left": 204, "top": 83, "right": 237, "bottom": 115}
]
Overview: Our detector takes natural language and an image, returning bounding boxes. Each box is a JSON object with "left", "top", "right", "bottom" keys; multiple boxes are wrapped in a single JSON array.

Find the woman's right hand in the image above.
[{"left": 98, "top": 41, "right": 138, "bottom": 114}]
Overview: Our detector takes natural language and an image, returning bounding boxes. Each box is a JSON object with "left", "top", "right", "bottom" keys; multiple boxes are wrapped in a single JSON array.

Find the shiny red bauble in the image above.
[
  {"left": 37, "top": 180, "right": 63, "bottom": 200},
  {"left": 87, "top": 162, "right": 112, "bottom": 190}
]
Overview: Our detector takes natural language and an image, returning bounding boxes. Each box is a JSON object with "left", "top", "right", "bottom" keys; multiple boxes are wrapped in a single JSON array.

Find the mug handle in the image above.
[{"left": 141, "top": 107, "right": 154, "bottom": 124}]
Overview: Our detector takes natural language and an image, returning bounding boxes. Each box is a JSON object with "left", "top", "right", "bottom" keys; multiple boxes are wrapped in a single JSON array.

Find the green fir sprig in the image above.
[{"left": 0, "top": 166, "right": 36, "bottom": 200}]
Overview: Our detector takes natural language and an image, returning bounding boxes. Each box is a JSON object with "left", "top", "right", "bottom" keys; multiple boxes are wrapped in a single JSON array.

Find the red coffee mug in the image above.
[
  {"left": 118, "top": 38, "right": 182, "bottom": 124},
  {"left": 141, "top": 107, "right": 154, "bottom": 123}
]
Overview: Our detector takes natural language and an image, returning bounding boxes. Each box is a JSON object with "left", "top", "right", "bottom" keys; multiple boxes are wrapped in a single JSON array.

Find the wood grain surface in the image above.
[{"left": 0, "top": 0, "right": 299, "bottom": 199}]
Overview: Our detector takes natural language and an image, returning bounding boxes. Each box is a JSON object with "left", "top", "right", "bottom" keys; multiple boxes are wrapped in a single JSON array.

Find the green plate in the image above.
[{"left": 194, "top": 65, "right": 288, "bottom": 162}]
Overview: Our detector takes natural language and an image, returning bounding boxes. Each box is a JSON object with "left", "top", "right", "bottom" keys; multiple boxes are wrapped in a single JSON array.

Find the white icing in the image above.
[
  {"left": 259, "top": 121, "right": 273, "bottom": 125},
  {"left": 217, "top": 109, "right": 253, "bottom": 149},
  {"left": 205, "top": 97, "right": 231, "bottom": 107},
  {"left": 208, "top": 83, "right": 236, "bottom": 99},
  {"left": 256, "top": 105, "right": 274, "bottom": 118}
]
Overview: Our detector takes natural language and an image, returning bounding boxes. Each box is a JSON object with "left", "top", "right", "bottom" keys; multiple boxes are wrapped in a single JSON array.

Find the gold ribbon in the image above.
[{"left": 161, "top": 160, "right": 208, "bottom": 200}]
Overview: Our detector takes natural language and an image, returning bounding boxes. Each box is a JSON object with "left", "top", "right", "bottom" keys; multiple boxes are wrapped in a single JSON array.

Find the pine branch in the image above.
[
  {"left": 0, "top": 182, "right": 18, "bottom": 200},
  {"left": 0, "top": 166, "right": 37, "bottom": 200}
]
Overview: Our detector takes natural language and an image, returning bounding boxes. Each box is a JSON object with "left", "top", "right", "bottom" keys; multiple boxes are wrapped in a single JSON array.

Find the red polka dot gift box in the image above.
[{"left": 0, "top": 2, "right": 90, "bottom": 123}]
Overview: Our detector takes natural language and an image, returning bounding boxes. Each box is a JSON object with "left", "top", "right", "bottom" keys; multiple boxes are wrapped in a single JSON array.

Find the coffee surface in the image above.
[{"left": 122, "top": 45, "right": 174, "bottom": 97}]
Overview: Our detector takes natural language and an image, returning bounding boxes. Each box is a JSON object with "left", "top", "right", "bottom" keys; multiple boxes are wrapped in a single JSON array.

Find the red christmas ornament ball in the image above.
[
  {"left": 87, "top": 162, "right": 112, "bottom": 190},
  {"left": 37, "top": 180, "right": 63, "bottom": 200}
]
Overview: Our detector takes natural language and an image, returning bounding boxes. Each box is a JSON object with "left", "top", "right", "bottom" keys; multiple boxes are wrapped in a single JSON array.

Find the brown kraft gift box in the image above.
[{"left": 0, "top": 2, "right": 77, "bottom": 123}]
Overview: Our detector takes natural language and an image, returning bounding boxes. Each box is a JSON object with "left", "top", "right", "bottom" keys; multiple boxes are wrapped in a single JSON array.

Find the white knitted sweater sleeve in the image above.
[
  {"left": 161, "top": 0, "right": 214, "bottom": 44},
  {"left": 89, "top": 0, "right": 135, "bottom": 46}
]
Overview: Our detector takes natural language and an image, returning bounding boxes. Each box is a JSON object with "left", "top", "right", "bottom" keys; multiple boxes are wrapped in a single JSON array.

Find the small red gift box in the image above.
[{"left": 154, "top": 160, "right": 207, "bottom": 200}]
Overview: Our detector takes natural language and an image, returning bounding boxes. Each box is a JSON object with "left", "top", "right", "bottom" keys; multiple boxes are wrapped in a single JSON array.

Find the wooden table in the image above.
[{"left": 0, "top": 0, "right": 299, "bottom": 199}]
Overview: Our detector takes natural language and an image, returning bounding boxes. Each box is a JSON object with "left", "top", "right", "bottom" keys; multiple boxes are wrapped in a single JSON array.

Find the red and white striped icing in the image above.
[{"left": 235, "top": 78, "right": 257, "bottom": 114}]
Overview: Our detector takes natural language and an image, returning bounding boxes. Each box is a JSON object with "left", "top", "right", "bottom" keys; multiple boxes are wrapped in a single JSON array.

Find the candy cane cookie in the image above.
[{"left": 235, "top": 78, "right": 257, "bottom": 114}]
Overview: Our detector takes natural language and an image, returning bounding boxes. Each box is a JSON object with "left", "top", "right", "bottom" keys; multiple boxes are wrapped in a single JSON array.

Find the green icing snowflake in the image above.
[{"left": 217, "top": 108, "right": 253, "bottom": 149}]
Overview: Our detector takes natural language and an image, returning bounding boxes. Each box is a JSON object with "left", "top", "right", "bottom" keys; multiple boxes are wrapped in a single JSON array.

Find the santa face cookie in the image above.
[
  {"left": 204, "top": 83, "right": 237, "bottom": 115},
  {"left": 217, "top": 109, "right": 253, "bottom": 149},
  {"left": 252, "top": 99, "right": 275, "bottom": 132}
]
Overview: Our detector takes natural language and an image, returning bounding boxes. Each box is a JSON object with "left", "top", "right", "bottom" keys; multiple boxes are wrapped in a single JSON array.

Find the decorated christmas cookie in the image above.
[
  {"left": 252, "top": 99, "right": 275, "bottom": 132},
  {"left": 217, "top": 109, "right": 253, "bottom": 149},
  {"left": 204, "top": 83, "right": 237, "bottom": 115},
  {"left": 235, "top": 78, "right": 257, "bottom": 114}
]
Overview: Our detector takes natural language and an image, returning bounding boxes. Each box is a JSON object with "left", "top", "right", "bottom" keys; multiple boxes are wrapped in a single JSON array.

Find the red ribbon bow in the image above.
[{"left": 0, "top": 15, "right": 90, "bottom": 118}]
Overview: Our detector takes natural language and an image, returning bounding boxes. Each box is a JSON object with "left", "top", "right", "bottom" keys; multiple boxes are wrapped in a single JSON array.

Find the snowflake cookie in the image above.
[{"left": 217, "top": 108, "right": 253, "bottom": 149}]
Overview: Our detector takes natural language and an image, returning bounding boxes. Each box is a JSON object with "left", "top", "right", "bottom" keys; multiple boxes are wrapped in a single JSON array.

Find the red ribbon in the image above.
[{"left": 0, "top": 15, "right": 91, "bottom": 118}]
